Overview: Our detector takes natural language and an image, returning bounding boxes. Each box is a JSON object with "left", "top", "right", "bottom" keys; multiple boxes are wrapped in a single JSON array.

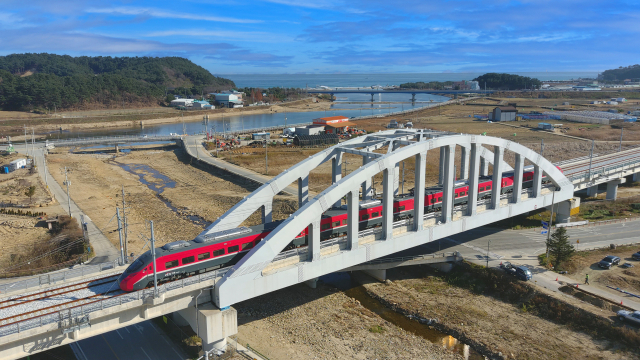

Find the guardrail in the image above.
[
  {"left": 0, "top": 260, "right": 120, "bottom": 295},
  {"left": 567, "top": 158, "right": 640, "bottom": 183},
  {"left": 47, "top": 135, "right": 181, "bottom": 146},
  {"left": 0, "top": 267, "right": 231, "bottom": 337}
]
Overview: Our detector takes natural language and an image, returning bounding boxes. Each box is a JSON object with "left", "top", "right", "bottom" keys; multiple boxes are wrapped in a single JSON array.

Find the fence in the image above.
[
  {"left": 0, "top": 260, "right": 120, "bottom": 295},
  {"left": 0, "top": 267, "right": 230, "bottom": 337}
]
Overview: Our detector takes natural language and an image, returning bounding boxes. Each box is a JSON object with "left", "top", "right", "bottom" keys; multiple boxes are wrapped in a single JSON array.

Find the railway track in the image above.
[
  {"left": 560, "top": 147, "right": 640, "bottom": 176},
  {"left": 0, "top": 274, "right": 123, "bottom": 327}
]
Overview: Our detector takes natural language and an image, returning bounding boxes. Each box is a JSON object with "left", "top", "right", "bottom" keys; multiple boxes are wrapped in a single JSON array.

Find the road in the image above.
[
  {"left": 70, "top": 320, "right": 189, "bottom": 360},
  {"left": 183, "top": 135, "right": 298, "bottom": 196},
  {"left": 16, "top": 143, "right": 119, "bottom": 263}
]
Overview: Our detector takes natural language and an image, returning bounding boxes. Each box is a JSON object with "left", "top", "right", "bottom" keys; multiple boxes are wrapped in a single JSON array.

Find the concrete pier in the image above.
[
  {"left": 178, "top": 304, "right": 237, "bottom": 352},
  {"left": 555, "top": 197, "right": 580, "bottom": 223},
  {"left": 606, "top": 179, "right": 625, "bottom": 201}
]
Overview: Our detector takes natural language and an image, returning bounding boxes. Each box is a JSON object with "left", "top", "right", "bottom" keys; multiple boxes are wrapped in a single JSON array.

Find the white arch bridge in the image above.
[{"left": 206, "top": 129, "right": 573, "bottom": 308}]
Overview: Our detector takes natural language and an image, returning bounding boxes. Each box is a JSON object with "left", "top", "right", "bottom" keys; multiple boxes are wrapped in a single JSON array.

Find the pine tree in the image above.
[{"left": 546, "top": 227, "right": 575, "bottom": 269}]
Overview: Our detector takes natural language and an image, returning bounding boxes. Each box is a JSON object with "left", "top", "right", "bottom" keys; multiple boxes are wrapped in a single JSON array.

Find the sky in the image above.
[{"left": 0, "top": 0, "right": 637, "bottom": 74}]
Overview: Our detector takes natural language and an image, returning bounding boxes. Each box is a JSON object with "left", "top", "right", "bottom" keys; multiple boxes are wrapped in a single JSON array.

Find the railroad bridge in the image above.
[{"left": 7, "top": 128, "right": 640, "bottom": 359}]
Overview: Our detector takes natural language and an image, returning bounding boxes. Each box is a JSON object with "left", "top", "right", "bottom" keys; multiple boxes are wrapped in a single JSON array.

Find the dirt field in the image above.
[
  {"left": 234, "top": 282, "right": 463, "bottom": 360},
  {"left": 45, "top": 147, "right": 297, "bottom": 257},
  {"left": 360, "top": 266, "right": 638, "bottom": 360}
]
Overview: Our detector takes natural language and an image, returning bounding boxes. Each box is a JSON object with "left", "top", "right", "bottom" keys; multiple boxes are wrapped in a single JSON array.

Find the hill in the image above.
[
  {"left": 473, "top": 73, "right": 541, "bottom": 90},
  {"left": 0, "top": 53, "right": 235, "bottom": 111},
  {"left": 599, "top": 65, "right": 640, "bottom": 82}
]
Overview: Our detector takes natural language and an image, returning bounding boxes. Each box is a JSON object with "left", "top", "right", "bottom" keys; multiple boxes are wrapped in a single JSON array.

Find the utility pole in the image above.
[
  {"left": 121, "top": 186, "right": 128, "bottom": 263},
  {"left": 540, "top": 139, "right": 544, "bottom": 157},
  {"left": 486, "top": 239, "right": 492, "bottom": 268},
  {"left": 546, "top": 188, "right": 557, "bottom": 267},
  {"left": 63, "top": 167, "right": 72, "bottom": 217},
  {"left": 24, "top": 126, "right": 28, "bottom": 158},
  {"left": 116, "top": 207, "right": 125, "bottom": 265},
  {"left": 265, "top": 138, "right": 268, "bottom": 175},
  {"left": 150, "top": 220, "right": 159, "bottom": 298},
  {"left": 619, "top": 127, "right": 623, "bottom": 152},
  {"left": 587, "top": 140, "right": 594, "bottom": 179}
]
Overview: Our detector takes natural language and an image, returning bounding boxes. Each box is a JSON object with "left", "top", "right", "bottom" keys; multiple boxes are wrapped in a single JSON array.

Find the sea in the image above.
[{"left": 218, "top": 72, "right": 599, "bottom": 89}]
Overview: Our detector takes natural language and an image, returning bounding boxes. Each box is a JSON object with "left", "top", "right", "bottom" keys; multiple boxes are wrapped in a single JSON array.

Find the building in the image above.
[
  {"left": 252, "top": 132, "right": 270, "bottom": 140},
  {"left": 293, "top": 134, "right": 339, "bottom": 147},
  {"left": 170, "top": 99, "right": 194, "bottom": 107},
  {"left": 295, "top": 125, "right": 325, "bottom": 136},
  {"left": 283, "top": 127, "right": 296, "bottom": 137},
  {"left": 193, "top": 100, "right": 213, "bottom": 109},
  {"left": 211, "top": 93, "right": 243, "bottom": 108},
  {"left": 452, "top": 80, "right": 480, "bottom": 90},
  {"left": 312, "top": 116, "right": 355, "bottom": 134},
  {"left": 490, "top": 106, "right": 518, "bottom": 121}
]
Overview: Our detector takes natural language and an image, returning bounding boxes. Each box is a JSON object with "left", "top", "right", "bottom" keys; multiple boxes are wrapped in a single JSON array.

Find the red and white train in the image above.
[{"left": 119, "top": 165, "right": 560, "bottom": 291}]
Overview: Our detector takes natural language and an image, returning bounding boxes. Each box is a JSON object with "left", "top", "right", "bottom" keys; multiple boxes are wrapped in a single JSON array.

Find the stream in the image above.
[
  {"left": 321, "top": 272, "right": 485, "bottom": 360},
  {"left": 113, "top": 162, "right": 210, "bottom": 228}
]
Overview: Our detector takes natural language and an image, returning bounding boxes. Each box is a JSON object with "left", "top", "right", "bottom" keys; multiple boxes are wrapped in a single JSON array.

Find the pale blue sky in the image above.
[{"left": 0, "top": 0, "right": 636, "bottom": 74}]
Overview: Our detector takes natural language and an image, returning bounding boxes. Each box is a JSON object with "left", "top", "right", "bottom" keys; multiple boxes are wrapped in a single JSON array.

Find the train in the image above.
[{"left": 119, "top": 165, "right": 560, "bottom": 291}]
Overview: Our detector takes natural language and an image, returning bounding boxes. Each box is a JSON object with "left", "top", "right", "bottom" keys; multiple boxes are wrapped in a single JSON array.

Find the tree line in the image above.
[
  {"left": 0, "top": 53, "right": 235, "bottom": 111},
  {"left": 473, "top": 73, "right": 542, "bottom": 90}
]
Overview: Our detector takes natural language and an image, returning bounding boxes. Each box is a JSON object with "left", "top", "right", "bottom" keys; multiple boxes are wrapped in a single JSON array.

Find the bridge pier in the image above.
[
  {"left": 555, "top": 198, "right": 580, "bottom": 223},
  {"left": 586, "top": 185, "right": 598, "bottom": 198},
  {"left": 330, "top": 93, "right": 334, "bottom": 102},
  {"left": 363, "top": 269, "right": 386, "bottom": 281},
  {"left": 371, "top": 93, "right": 375, "bottom": 103},
  {"left": 606, "top": 179, "right": 625, "bottom": 201},
  {"left": 177, "top": 304, "right": 237, "bottom": 353},
  {"left": 633, "top": 173, "right": 640, "bottom": 182},
  {"left": 115, "top": 144, "right": 119, "bottom": 153},
  {"left": 411, "top": 93, "right": 416, "bottom": 104},
  {"left": 454, "top": 93, "right": 458, "bottom": 99}
]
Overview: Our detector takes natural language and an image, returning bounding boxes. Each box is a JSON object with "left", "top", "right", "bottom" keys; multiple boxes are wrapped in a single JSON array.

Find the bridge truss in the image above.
[{"left": 202, "top": 129, "right": 573, "bottom": 308}]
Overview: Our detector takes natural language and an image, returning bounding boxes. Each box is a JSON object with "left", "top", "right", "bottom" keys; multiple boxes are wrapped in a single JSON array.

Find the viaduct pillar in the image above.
[
  {"left": 177, "top": 305, "right": 238, "bottom": 353},
  {"left": 606, "top": 179, "right": 625, "bottom": 201}
]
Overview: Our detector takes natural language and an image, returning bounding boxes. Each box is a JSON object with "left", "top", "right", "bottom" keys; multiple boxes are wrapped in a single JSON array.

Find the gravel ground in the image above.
[{"left": 0, "top": 280, "right": 121, "bottom": 321}]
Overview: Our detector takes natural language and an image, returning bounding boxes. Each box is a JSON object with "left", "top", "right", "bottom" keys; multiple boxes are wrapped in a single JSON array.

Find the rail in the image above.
[
  {"left": 0, "top": 267, "right": 231, "bottom": 337},
  {"left": 567, "top": 158, "right": 640, "bottom": 183},
  {"left": 0, "top": 260, "right": 120, "bottom": 295}
]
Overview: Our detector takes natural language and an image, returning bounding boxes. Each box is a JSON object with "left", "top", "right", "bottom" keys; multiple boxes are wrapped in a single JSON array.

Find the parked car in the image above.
[
  {"left": 632, "top": 252, "right": 640, "bottom": 261},
  {"left": 617, "top": 310, "right": 640, "bottom": 325},
  {"left": 514, "top": 266, "right": 533, "bottom": 281},
  {"left": 598, "top": 255, "right": 621, "bottom": 269}
]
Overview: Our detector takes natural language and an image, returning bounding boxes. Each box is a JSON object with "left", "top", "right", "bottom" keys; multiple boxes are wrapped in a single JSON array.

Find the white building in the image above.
[
  {"left": 468, "top": 81, "right": 480, "bottom": 90},
  {"left": 170, "top": 99, "right": 194, "bottom": 107},
  {"left": 211, "top": 93, "right": 243, "bottom": 108}
]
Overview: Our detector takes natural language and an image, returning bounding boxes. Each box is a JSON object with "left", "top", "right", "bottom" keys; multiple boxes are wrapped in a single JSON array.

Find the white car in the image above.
[{"left": 617, "top": 310, "right": 640, "bottom": 325}]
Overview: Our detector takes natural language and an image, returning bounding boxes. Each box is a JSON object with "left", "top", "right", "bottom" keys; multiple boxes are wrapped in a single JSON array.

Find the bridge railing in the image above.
[
  {"left": 0, "top": 267, "right": 231, "bottom": 337},
  {"left": 567, "top": 158, "right": 640, "bottom": 183},
  {"left": 0, "top": 260, "right": 120, "bottom": 295},
  {"left": 352, "top": 252, "right": 461, "bottom": 267},
  {"left": 47, "top": 135, "right": 180, "bottom": 145}
]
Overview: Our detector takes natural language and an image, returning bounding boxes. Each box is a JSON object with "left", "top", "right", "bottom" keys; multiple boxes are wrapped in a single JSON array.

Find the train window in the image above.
[
  {"left": 362, "top": 214, "right": 370, "bottom": 220},
  {"left": 228, "top": 245, "right": 239, "bottom": 253},
  {"left": 398, "top": 205, "right": 405, "bottom": 211},
  {"left": 438, "top": 197, "right": 442, "bottom": 202},
  {"left": 182, "top": 256, "right": 195, "bottom": 265},
  {"left": 479, "top": 186, "right": 485, "bottom": 191},
  {"left": 430, "top": 198, "right": 436, "bottom": 204},
  {"left": 461, "top": 191, "right": 466, "bottom": 196},
  {"left": 372, "top": 212, "right": 379, "bottom": 217},
  {"left": 342, "top": 219, "right": 348, "bottom": 225},
  {"left": 198, "top": 252, "right": 211, "bottom": 261},
  {"left": 455, "top": 193, "right": 459, "bottom": 198},
  {"left": 165, "top": 260, "right": 179, "bottom": 269},
  {"left": 241, "top": 242, "right": 252, "bottom": 250},
  {"left": 486, "top": 185, "right": 492, "bottom": 190},
  {"left": 213, "top": 249, "right": 225, "bottom": 257},
  {"left": 321, "top": 223, "right": 331, "bottom": 230},
  {"left": 333, "top": 221, "right": 340, "bottom": 227}
]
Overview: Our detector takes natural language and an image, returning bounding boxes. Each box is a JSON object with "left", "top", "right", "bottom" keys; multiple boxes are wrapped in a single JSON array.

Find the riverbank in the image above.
[{"left": 358, "top": 264, "right": 639, "bottom": 360}]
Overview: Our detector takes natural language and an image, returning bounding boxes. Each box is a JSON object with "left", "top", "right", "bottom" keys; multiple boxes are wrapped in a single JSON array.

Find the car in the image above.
[
  {"left": 500, "top": 262, "right": 516, "bottom": 275},
  {"left": 514, "top": 266, "right": 533, "bottom": 281},
  {"left": 598, "top": 255, "right": 621, "bottom": 269},
  {"left": 632, "top": 252, "right": 640, "bottom": 261},
  {"left": 617, "top": 310, "right": 640, "bottom": 325}
]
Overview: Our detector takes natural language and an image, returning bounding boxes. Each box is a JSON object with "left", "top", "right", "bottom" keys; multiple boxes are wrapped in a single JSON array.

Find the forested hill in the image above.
[
  {"left": 599, "top": 65, "right": 640, "bottom": 82},
  {"left": 0, "top": 53, "right": 235, "bottom": 111}
]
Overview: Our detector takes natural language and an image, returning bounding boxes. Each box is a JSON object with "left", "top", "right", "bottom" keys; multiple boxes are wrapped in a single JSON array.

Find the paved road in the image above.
[
  {"left": 17, "top": 144, "right": 119, "bottom": 263},
  {"left": 70, "top": 320, "right": 189, "bottom": 360},
  {"left": 398, "top": 219, "right": 640, "bottom": 308},
  {"left": 183, "top": 135, "right": 298, "bottom": 196}
]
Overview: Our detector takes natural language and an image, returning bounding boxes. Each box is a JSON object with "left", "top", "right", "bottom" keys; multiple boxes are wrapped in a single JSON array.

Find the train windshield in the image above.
[{"left": 125, "top": 258, "right": 145, "bottom": 274}]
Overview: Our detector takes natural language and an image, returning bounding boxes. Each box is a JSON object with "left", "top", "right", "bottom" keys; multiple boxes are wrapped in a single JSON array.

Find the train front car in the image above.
[{"left": 119, "top": 251, "right": 153, "bottom": 292}]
